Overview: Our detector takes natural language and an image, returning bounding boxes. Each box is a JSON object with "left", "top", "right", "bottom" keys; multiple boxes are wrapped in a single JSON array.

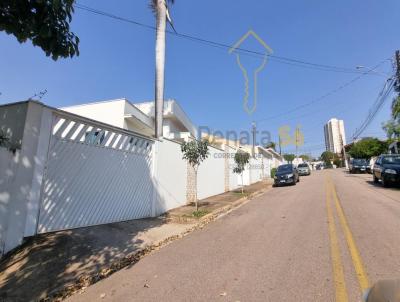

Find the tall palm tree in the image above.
[
  {"left": 391, "top": 95, "right": 400, "bottom": 120},
  {"left": 150, "top": 0, "right": 174, "bottom": 138}
]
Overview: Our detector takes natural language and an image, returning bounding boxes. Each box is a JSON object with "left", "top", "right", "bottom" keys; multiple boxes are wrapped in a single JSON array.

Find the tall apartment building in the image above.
[{"left": 324, "top": 118, "right": 346, "bottom": 154}]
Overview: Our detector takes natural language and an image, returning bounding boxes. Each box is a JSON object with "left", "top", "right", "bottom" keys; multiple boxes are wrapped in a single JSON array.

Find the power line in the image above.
[
  {"left": 74, "top": 3, "right": 379, "bottom": 75},
  {"left": 251, "top": 58, "right": 391, "bottom": 125},
  {"left": 75, "top": 2, "right": 395, "bottom": 142},
  {"left": 352, "top": 77, "right": 396, "bottom": 140}
]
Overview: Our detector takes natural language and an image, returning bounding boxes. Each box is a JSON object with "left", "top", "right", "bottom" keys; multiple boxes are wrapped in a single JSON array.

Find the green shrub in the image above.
[
  {"left": 192, "top": 210, "right": 209, "bottom": 218},
  {"left": 271, "top": 167, "right": 277, "bottom": 178}
]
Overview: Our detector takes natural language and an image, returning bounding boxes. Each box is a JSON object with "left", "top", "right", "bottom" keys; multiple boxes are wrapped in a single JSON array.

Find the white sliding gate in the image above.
[{"left": 37, "top": 113, "right": 155, "bottom": 233}]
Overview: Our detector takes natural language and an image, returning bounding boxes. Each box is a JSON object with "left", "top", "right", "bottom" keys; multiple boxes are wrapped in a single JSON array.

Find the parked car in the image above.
[
  {"left": 349, "top": 158, "right": 368, "bottom": 173},
  {"left": 297, "top": 163, "right": 311, "bottom": 176},
  {"left": 274, "top": 164, "right": 299, "bottom": 186},
  {"left": 372, "top": 154, "right": 400, "bottom": 187}
]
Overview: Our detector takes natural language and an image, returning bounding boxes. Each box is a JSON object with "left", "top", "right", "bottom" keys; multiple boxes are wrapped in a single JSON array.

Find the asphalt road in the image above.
[{"left": 68, "top": 169, "right": 400, "bottom": 302}]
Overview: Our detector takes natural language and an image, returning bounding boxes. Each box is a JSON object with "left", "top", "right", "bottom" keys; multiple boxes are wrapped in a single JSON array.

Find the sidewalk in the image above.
[{"left": 0, "top": 180, "right": 271, "bottom": 302}]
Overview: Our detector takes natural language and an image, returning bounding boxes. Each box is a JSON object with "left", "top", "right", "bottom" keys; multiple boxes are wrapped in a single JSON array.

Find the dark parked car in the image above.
[
  {"left": 373, "top": 154, "right": 400, "bottom": 187},
  {"left": 349, "top": 159, "right": 368, "bottom": 173},
  {"left": 274, "top": 164, "right": 299, "bottom": 186},
  {"left": 297, "top": 163, "right": 311, "bottom": 176}
]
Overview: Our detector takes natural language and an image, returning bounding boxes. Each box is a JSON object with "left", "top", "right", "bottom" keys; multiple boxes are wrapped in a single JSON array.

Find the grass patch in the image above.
[
  {"left": 232, "top": 191, "right": 250, "bottom": 197},
  {"left": 192, "top": 210, "right": 209, "bottom": 218}
]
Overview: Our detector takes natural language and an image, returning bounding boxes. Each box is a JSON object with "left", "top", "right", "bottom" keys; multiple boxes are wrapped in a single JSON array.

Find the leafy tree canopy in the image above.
[
  {"left": 181, "top": 139, "right": 209, "bottom": 169},
  {"left": 299, "top": 154, "right": 311, "bottom": 161},
  {"left": 0, "top": 0, "right": 79, "bottom": 60},
  {"left": 383, "top": 96, "right": 400, "bottom": 139},
  {"left": 320, "top": 151, "right": 338, "bottom": 167},
  {"left": 265, "top": 141, "right": 276, "bottom": 150},
  {"left": 233, "top": 151, "right": 250, "bottom": 174},
  {"left": 383, "top": 120, "right": 400, "bottom": 140},
  {"left": 333, "top": 158, "right": 343, "bottom": 168},
  {"left": 283, "top": 153, "right": 295, "bottom": 163},
  {"left": 348, "top": 138, "right": 387, "bottom": 159}
]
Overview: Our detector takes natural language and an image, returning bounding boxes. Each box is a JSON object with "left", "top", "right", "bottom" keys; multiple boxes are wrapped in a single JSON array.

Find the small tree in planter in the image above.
[
  {"left": 233, "top": 150, "right": 250, "bottom": 194},
  {"left": 181, "top": 139, "right": 209, "bottom": 211}
]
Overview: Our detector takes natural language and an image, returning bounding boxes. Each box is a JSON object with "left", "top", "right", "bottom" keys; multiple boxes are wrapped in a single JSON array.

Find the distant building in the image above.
[{"left": 324, "top": 118, "right": 346, "bottom": 154}]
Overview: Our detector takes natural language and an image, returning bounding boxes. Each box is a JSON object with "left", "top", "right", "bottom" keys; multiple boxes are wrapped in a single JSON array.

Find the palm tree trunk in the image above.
[{"left": 154, "top": 0, "right": 167, "bottom": 138}]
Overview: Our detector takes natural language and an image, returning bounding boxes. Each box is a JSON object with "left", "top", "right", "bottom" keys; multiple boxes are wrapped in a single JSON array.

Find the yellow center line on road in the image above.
[
  {"left": 325, "top": 176, "right": 349, "bottom": 302},
  {"left": 328, "top": 176, "right": 370, "bottom": 293}
]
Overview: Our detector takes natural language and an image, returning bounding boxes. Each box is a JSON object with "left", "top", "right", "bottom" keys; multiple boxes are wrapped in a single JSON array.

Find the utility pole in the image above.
[
  {"left": 395, "top": 50, "right": 400, "bottom": 92},
  {"left": 252, "top": 121, "right": 256, "bottom": 158},
  {"left": 278, "top": 135, "right": 282, "bottom": 155},
  {"left": 295, "top": 127, "right": 299, "bottom": 162},
  {"left": 340, "top": 133, "right": 348, "bottom": 169},
  {"left": 154, "top": 0, "right": 167, "bottom": 138}
]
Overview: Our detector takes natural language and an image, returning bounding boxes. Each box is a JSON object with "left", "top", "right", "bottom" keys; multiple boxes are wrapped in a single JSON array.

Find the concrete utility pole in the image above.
[
  {"left": 154, "top": 0, "right": 167, "bottom": 138},
  {"left": 395, "top": 50, "right": 400, "bottom": 92},
  {"left": 295, "top": 127, "right": 299, "bottom": 161},
  {"left": 278, "top": 135, "right": 282, "bottom": 155},
  {"left": 252, "top": 122, "right": 256, "bottom": 158},
  {"left": 340, "top": 133, "right": 349, "bottom": 169}
]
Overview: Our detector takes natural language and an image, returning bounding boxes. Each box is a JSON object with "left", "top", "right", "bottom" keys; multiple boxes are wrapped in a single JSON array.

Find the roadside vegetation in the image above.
[
  {"left": 348, "top": 138, "right": 388, "bottom": 159},
  {"left": 233, "top": 150, "right": 250, "bottom": 194},
  {"left": 181, "top": 139, "right": 209, "bottom": 211}
]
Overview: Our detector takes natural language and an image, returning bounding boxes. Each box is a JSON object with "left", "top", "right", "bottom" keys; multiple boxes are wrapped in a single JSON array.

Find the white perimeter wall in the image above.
[
  {"left": 249, "top": 157, "right": 263, "bottom": 184},
  {"left": 154, "top": 139, "right": 187, "bottom": 215},
  {"left": 0, "top": 148, "right": 19, "bottom": 253},
  {"left": 197, "top": 146, "right": 225, "bottom": 200},
  {"left": 228, "top": 146, "right": 239, "bottom": 191}
]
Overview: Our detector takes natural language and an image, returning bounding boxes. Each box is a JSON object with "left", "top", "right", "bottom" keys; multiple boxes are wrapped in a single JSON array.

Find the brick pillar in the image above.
[{"left": 186, "top": 162, "right": 196, "bottom": 204}]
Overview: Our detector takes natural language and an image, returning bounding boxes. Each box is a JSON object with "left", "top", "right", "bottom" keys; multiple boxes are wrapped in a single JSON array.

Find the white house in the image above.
[{"left": 61, "top": 98, "right": 197, "bottom": 141}]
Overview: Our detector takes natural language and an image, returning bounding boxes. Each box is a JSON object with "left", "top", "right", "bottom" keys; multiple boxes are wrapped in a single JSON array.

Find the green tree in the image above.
[
  {"left": 348, "top": 138, "right": 387, "bottom": 159},
  {"left": 233, "top": 150, "right": 250, "bottom": 194},
  {"left": 299, "top": 154, "right": 311, "bottom": 162},
  {"left": 383, "top": 96, "right": 400, "bottom": 139},
  {"left": 265, "top": 141, "right": 276, "bottom": 150},
  {"left": 181, "top": 139, "right": 209, "bottom": 211},
  {"left": 333, "top": 158, "right": 342, "bottom": 168},
  {"left": 391, "top": 96, "right": 400, "bottom": 119},
  {"left": 0, "top": 0, "right": 79, "bottom": 60},
  {"left": 283, "top": 153, "right": 295, "bottom": 163},
  {"left": 383, "top": 120, "right": 400, "bottom": 139},
  {"left": 321, "top": 151, "right": 335, "bottom": 167}
]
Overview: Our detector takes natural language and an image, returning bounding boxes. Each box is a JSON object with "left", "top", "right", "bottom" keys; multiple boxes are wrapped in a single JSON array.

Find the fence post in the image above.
[
  {"left": 24, "top": 107, "right": 53, "bottom": 236},
  {"left": 2, "top": 101, "right": 49, "bottom": 255}
]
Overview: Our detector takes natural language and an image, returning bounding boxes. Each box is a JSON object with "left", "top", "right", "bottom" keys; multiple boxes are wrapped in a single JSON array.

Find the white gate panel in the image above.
[{"left": 37, "top": 114, "right": 154, "bottom": 233}]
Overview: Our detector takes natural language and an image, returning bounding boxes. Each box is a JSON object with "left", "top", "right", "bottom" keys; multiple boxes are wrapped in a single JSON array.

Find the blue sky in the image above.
[{"left": 0, "top": 0, "right": 398, "bottom": 156}]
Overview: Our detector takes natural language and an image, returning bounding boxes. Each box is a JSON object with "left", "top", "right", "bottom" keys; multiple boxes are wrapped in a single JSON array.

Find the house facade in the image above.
[{"left": 61, "top": 98, "right": 197, "bottom": 141}]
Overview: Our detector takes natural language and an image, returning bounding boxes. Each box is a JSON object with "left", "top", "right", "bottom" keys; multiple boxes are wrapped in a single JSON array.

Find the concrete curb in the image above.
[{"left": 48, "top": 185, "right": 271, "bottom": 301}]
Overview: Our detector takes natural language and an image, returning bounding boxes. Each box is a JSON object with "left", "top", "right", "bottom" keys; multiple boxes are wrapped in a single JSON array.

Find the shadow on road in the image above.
[
  {"left": 0, "top": 217, "right": 167, "bottom": 301},
  {"left": 365, "top": 180, "right": 400, "bottom": 190}
]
